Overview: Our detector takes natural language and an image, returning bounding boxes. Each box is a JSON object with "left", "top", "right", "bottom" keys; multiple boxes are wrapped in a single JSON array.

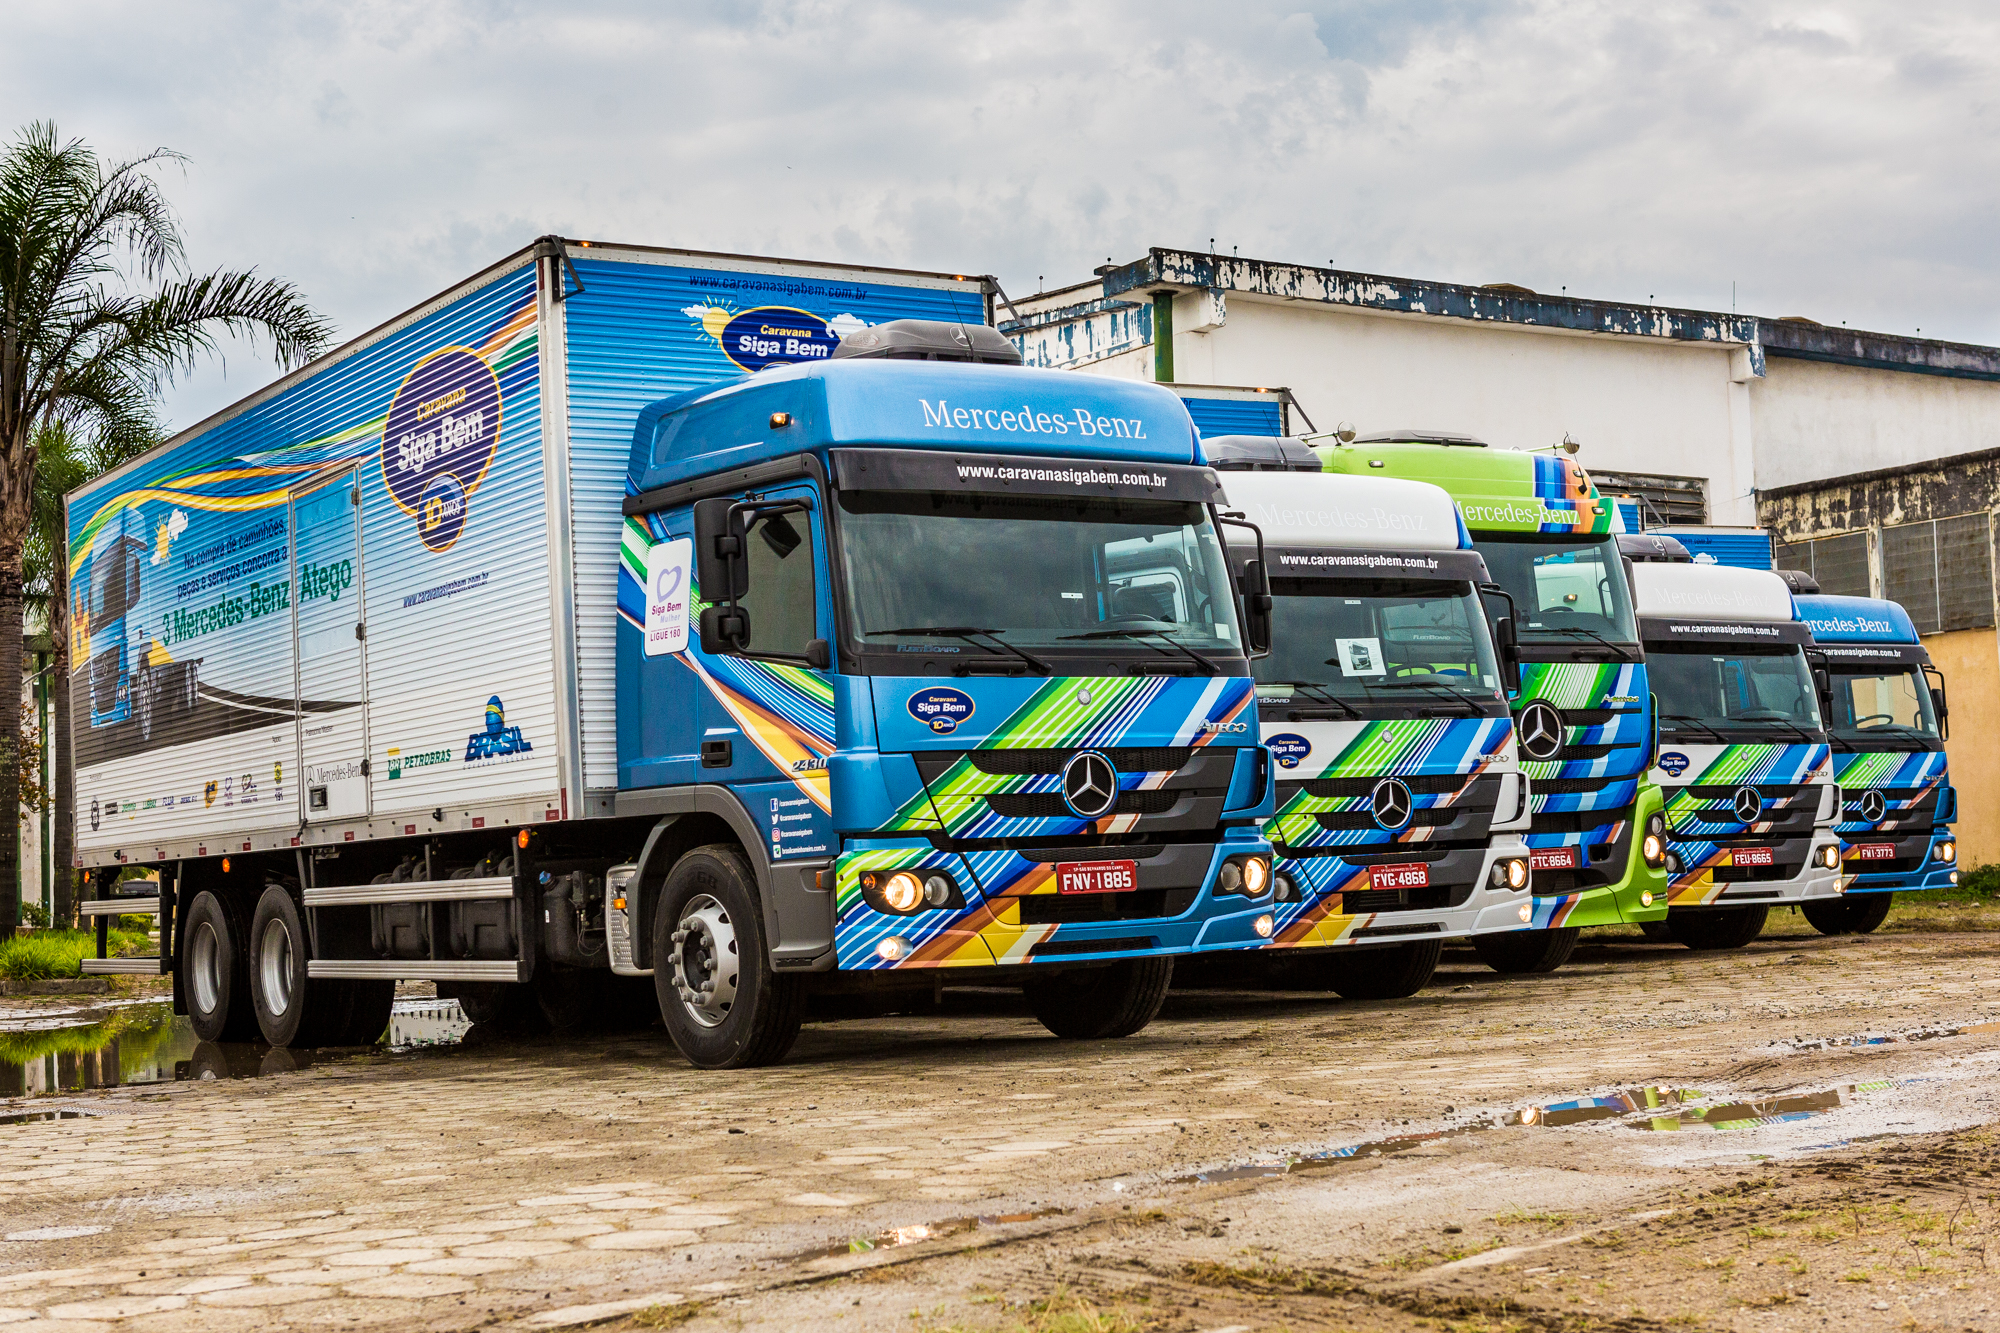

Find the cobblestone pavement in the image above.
[{"left": 4, "top": 920, "right": 1999, "bottom": 1331}]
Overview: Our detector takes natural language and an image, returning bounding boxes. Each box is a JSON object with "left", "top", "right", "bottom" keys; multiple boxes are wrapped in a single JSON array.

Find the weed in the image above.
[
  {"left": 1745, "top": 1225, "right": 1782, "bottom": 1240},
  {"left": 1494, "top": 1206, "right": 1571, "bottom": 1227},
  {"left": 1839, "top": 1270, "right": 1872, "bottom": 1284},
  {"left": 633, "top": 1300, "right": 705, "bottom": 1328},
  {"left": 0, "top": 928, "right": 150, "bottom": 981}
]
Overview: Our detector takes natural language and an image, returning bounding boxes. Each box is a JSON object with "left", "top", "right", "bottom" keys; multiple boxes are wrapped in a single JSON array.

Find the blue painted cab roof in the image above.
[
  {"left": 1794, "top": 594, "right": 1920, "bottom": 644},
  {"left": 629, "top": 359, "right": 1201, "bottom": 494}
]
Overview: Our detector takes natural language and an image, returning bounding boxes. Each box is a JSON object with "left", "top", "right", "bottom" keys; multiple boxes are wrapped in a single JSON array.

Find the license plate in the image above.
[
  {"left": 1368, "top": 862, "right": 1430, "bottom": 891},
  {"left": 1531, "top": 846, "right": 1579, "bottom": 871},
  {"left": 1057, "top": 860, "right": 1139, "bottom": 894},
  {"left": 1732, "top": 847, "right": 1776, "bottom": 867},
  {"left": 1853, "top": 843, "right": 1897, "bottom": 861}
]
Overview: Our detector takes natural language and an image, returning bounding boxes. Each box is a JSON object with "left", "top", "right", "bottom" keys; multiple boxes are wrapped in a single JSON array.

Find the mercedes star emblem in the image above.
[
  {"left": 1517, "top": 701, "right": 1565, "bottom": 762},
  {"left": 1859, "top": 789, "right": 1887, "bottom": 822},
  {"left": 1370, "top": 777, "right": 1414, "bottom": 831},
  {"left": 1061, "top": 751, "right": 1120, "bottom": 819},
  {"left": 1732, "top": 785, "right": 1764, "bottom": 824}
]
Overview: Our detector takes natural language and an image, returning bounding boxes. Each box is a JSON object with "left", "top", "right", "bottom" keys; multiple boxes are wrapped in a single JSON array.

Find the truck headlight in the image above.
[
  {"left": 1818, "top": 844, "right": 1840, "bottom": 870},
  {"left": 861, "top": 870, "right": 959, "bottom": 915},
  {"left": 1937, "top": 841, "right": 1957, "bottom": 864},
  {"left": 1217, "top": 855, "right": 1271, "bottom": 897},
  {"left": 1272, "top": 872, "right": 1299, "bottom": 903},
  {"left": 1489, "top": 858, "right": 1529, "bottom": 890},
  {"left": 1642, "top": 813, "right": 1668, "bottom": 869}
]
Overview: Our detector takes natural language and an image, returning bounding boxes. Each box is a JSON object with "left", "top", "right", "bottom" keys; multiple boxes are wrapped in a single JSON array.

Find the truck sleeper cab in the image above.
[
  {"left": 614, "top": 323, "right": 1278, "bottom": 1064},
  {"left": 1634, "top": 562, "right": 1842, "bottom": 950},
  {"left": 1793, "top": 591, "right": 1956, "bottom": 934},
  {"left": 1199, "top": 437, "right": 1535, "bottom": 999},
  {"left": 1311, "top": 431, "right": 1668, "bottom": 973}
]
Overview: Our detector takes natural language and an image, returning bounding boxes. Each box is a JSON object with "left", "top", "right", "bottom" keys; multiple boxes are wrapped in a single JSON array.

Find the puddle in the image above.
[
  {"left": 798, "top": 1208, "right": 1065, "bottom": 1261},
  {"left": 1517, "top": 1086, "right": 1699, "bottom": 1127},
  {"left": 0, "top": 998, "right": 469, "bottom": 1103},
  {"left": 1771, "top": 1020, "right": 2000, "bottom": 1053},
  {"left": 1178, "top": 1121, "right": 1497, "bottom": 1183}
]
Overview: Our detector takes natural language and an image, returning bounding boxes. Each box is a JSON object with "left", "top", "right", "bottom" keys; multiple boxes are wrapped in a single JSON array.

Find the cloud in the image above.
[{"left": 3, "top": 0, "right": 1994, "bottom": 429}]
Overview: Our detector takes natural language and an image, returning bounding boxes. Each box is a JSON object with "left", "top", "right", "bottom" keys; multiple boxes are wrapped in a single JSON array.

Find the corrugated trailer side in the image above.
[
  {"left": 68, "top": 254, "right": 562, "bottom": 866},
  {"left": 546, "top": 244, "right": 990, "bottom": 804}
]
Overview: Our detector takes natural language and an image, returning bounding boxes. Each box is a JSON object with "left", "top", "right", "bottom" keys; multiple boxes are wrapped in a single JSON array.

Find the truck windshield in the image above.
[
  {"left": 1824, "top": 665, "right": 1939, "bottom": 742},
  {"left": 836, "top": 491, "right": 1240, "bottom": 670},
  {"left": 1648, "top": 644, "right": 1823, "bottom": 738},
  {"left": 1253, "top": 578, "right": 1503, "bottom": 706},
  {"left": 1473, "top": 533, "right": 1639, "bottom": 648}
]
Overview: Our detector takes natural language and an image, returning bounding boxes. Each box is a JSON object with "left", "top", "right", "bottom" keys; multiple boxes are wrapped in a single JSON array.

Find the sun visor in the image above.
[
  {"left": 1218, "top": 472, "right": 1464, "bottom": 553},
  {"left": 830, "top": 447, "right": 1222, "bottom": 502},
  {"left": 1632, "top": 562, "right": 1796, "bottom": 623}
]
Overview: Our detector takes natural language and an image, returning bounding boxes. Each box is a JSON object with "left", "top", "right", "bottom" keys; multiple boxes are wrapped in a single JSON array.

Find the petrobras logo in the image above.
[
  {"left": 381, "top": 347, "right": 503, "bottom": 554},
  {"left": 1657, "top": 751, "right": 1691, "bottom": 777},
  {"left": 465, "top": 694, "right": 534, "bottom": 764},
  {"left": 907, "top": 687, "right": 975, "bottom": 734},
  {"left": 1266, "top": 733, "right": 1312, "bottom": 769}
]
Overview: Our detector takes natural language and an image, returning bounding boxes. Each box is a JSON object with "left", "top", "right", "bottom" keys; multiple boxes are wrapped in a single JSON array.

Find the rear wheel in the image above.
[
  {"left": 1325, "top": 940, "right": 1442, "bottom": 1000},
  {"left": 653, "top": 845, "right": 803, "bottom": 1068},
  {"left": 182, "top": 889, "right": 258, "bottom": 1043},
  {"left": 250, "top": 886, "right": 353, "bottom": 1048},
  {"left": 336, "top": 980, "right": 395, "bottom": 1046},
  {"left": 1638, "top": 919, "right": 1674, "bottom": 943},
  {"left": 1668, "top": 905, "right": 1769, "bottom": 950},
  {"left": 1023, "top": 957, "right": 1175, "bottom": 1039},
  {"left": 1802, "top": 894, "right": 1893, "bottom": 936},
  {"left": 1473, "top": 926, "right": 1580, "bottom": 974}
]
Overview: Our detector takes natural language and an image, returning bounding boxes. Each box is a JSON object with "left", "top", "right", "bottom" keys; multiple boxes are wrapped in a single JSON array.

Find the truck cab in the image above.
[
  {"left": 615, "top": 322, "right": 1279, "bottom": 1063},
  {"left": 1634, "top": 562, "right": 1842, "bottom": 948},
  {"left": 1794, "top": 592, "right": 1957, "bottom": 933},
  {"left": 1311, "top": 432, "right": 1669, "bottom": 967},
  {"left": 1203, "top": 437, "right": 1538, "bottom": 995}
]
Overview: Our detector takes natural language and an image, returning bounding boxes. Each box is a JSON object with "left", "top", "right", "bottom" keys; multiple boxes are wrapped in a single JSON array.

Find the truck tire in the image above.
[
  {"left": 1638, "top": 919, "right": 1674, "bottom": 942},
  {"left": 1802, "top": 894, "right": 1893, "bottom": 936},
  {"left": 249, "top": 886, "right": 350, "bottom": 1048},
  {"left": 1326, "top": 940, "right": 1442, "bottom": 1000},
  {"left": 182, "top": 890, "right": 258, "bottom": 1043},
  {"left": 1472, "top": 926, "right": 1579, "bottom": 974},
  {"left": 336, "top": 980, "right": 396, "bottom": 1046},
  {"left": 653, "top": 845, "right": 803, "bottom": 1068},
  {"left": 1668, "top": 905, "right": 1769, "bottom": 950},
  {"left": 534, "top": 968, "right": 614, "bottom": 1035},
  {"left": 1023, "top": 957, "right": 1175, "bottom": 1039}
]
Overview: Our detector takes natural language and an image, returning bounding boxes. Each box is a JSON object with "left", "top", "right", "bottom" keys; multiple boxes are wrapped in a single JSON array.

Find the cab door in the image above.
[{"left": 291, "top": 468, "right": 371, "bottom": 822}]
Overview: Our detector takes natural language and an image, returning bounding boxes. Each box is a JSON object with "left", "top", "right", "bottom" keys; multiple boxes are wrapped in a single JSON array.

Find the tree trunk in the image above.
[
  {"left": 51, "top": 547, "right": 74, "bottom": 928},
  {"left": 0, "top": 539, "right": 20, "bottom": 938}
]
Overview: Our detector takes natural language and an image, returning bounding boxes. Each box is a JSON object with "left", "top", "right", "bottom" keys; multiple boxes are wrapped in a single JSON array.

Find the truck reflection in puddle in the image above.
[{"left": 0, "top": 999, "right": 469, "bottom": 1103}]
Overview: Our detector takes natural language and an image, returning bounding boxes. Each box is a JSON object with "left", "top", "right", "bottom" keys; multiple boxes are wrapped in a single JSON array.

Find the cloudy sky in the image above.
[{"left": 6, "top": 0, "right": 1995, "bottom": 430}]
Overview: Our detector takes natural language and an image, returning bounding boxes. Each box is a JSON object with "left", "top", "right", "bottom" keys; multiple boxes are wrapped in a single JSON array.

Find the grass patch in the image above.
[
  {"left": 917, "top": 1286, "right": 1151, "bottom": 1333},
  {"left": 0, "top": 1002, "right": 176, "bottom": 1066},
  {"left": 633, "top": 1301, "right": 705, "bottom": 1329},
  {"left": 0, "top": 928, "right": 151, "bottom": 981}
]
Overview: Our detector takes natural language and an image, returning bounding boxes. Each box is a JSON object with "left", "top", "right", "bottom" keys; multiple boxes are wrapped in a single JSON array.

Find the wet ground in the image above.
[{"left": 3, "top": 914, "right": 1999, "bottom": 1331}]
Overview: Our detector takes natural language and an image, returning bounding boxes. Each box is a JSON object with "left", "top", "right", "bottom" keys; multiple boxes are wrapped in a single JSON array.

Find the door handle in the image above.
[{"left": 700, "top": 739, "right": 733, "bottom": 768}]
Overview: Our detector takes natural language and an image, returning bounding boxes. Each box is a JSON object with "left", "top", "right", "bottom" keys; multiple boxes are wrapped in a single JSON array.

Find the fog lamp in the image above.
[
  {"left": 1950, "top": 871, "right": 1960, "bottom": 885},
  {"left": 875, "top": 935, "right": 910, "bottom": 961},
  {"left": 1517, "top": 902, "right": 1533, "bottom": 924},
  {"left": 1252, "top": 913, "right": 1275, "bottom": 939},
  {"left": 1640, "top": 890, "right": 1654, "bottom": 907}
]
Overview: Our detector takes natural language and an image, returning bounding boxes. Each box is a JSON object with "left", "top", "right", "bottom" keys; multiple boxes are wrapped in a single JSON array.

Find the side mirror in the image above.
[
  {"left": 1812, "top": 666, "right": 1831, "bottom": 697},
  {"left": 699, "top": 604, "right": 750, "bottom": 656},
  {"left": 1240, "top": 559, "right": 1273, "bottom": 655},
  {"left": 1932, "top": 686, "right": 1949, "bottom": 739},
  {"left": 692, "top": 497, "right": 748, "bottom": 603},
  {"left": 805, "top": 638, "right": 832, "bottom": 670},
  {"left": 1494, "top": 616, "right": 1521, "bottom": 695}
]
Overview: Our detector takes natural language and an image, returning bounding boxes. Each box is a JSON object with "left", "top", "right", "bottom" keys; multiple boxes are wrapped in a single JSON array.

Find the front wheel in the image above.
[
  {"left": 1473, "top": 926, "right": 1579, "bottom": 974},
  {"left": 1802, "top": 894, "right": 1893, "bottom": 936},
  {"left": 1325, "top": 940, "right": 1442, "bottom": 1000},
  {"left": 652, "top": 845, "right": 803, "bottom": 1068},
  {"left": 1023, "top": 957, "right": 1175, "bottom": 1039},
  {"left": 1668, "top": 905, "right": 1769, "bottom": 950}
]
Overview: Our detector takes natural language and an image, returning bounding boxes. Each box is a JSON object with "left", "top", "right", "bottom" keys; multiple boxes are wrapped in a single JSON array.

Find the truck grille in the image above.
[{"left": 986, "top": 789, "right": 1181, "bottom": 819}]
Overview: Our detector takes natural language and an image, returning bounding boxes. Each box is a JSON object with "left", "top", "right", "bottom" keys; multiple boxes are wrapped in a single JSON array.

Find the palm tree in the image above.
[
  {"left": 23, "top": 421, "right": 153, "bottom": 925},
  {"left": 0, "top": 121, "right": 331, "bottom": 933}
]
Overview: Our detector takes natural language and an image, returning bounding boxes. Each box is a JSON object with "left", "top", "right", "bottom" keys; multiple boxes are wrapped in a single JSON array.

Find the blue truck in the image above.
[
  {"left": 67, "top": 240, "right": 1277, "bottom": 1068},
  {"left": 1794, "top": 592, "right": 1958, "bottom": 932}
]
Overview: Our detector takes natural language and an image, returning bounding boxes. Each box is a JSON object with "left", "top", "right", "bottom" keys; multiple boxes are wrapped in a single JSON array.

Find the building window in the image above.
[
  {"left": 1879, "top": 513, "right": 1994, "bottom": 634},
  {"left": 1774, "top": 531, "right": 1870, "bottom": 598},
  {"left": 1595, "top": 471, "right": 1708, "bottom": 527}
]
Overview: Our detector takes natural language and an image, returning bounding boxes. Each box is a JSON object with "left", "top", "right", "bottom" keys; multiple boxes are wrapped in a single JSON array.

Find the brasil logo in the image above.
[
  {"left": 381, "top": 347, "right": 503, "bottom": 553},
  {"left": 683, "top": 303, "right": 869, "bottom": 373},
  {"left": 466, "top": 695, "right": 533, "bottom": 763}
]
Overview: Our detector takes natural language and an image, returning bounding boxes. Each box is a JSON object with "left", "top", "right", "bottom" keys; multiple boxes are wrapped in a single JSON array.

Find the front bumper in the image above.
[
  {"left": 1665, "top": 838, "right": 1844, "bottom": 909},
  {"left": 830, "top": 828, "right": 1276, "bottom": 970},
  {"left": 1842, "top": 830, "right": 1958, "bottom": 894},
  {"left": 1264, "top": 834, "right": 1535, "bottom": 948},
  {"left": 1522, "top": 783, "right": 1669, "bottom": 929}
]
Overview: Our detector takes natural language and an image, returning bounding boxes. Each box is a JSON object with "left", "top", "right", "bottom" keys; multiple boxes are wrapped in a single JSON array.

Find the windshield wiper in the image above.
[
  {"left": 866, "top": 626, "right": 1051, "bottom": 675},
  {"left": 1523, "top": 625, "right": 1626, "bottom": 651},
  {"left": 1658, "top": 712, "right": 1727, "bottom": 743},
  {"left": 1061, "top": 627, "right": 1219, "bottom": 676},
  {"left": 1258, "top": 679, "right": 1362, "bottom": 719},
  {"left": 1730, "top": 716, "right": 1821, "bottom": 744},
  {"left": 1358, "top": 678, "right": 1486, "bottom": 716}
]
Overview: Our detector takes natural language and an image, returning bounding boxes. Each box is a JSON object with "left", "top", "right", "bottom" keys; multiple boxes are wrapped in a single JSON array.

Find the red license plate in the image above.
[
  {"left": 1732, "top": 847, "right": 1776, "bottom": 867},
  {"left": 1057, "top": 860, "right": 1139, "bottom": 894},
  {"left": 1853, "top": 843, "right": 1897, "bottom": 861},
  {"left": 1531, "top": 846, "right": 1579, "bottom": 871},
  {"left": 1369, "top": 862, "right": 1431, "bottom": 891}
]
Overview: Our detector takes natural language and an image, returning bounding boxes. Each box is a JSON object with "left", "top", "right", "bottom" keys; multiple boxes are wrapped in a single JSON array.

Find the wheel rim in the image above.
[
  {"left": 670, "top": 893, "right": 739, "bottom": 1028},
  {"left": 258, "top": 917, "right": 294, "bottom": 1018},
  {"left": 190, "top": 920, "right": 222, "bottom": 1015}
]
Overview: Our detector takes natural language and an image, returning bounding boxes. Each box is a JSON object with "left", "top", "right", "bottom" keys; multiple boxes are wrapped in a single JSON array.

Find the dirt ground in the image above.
[{"left": 4, "top": 909, "right": 2000, "bottom": 1333}]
